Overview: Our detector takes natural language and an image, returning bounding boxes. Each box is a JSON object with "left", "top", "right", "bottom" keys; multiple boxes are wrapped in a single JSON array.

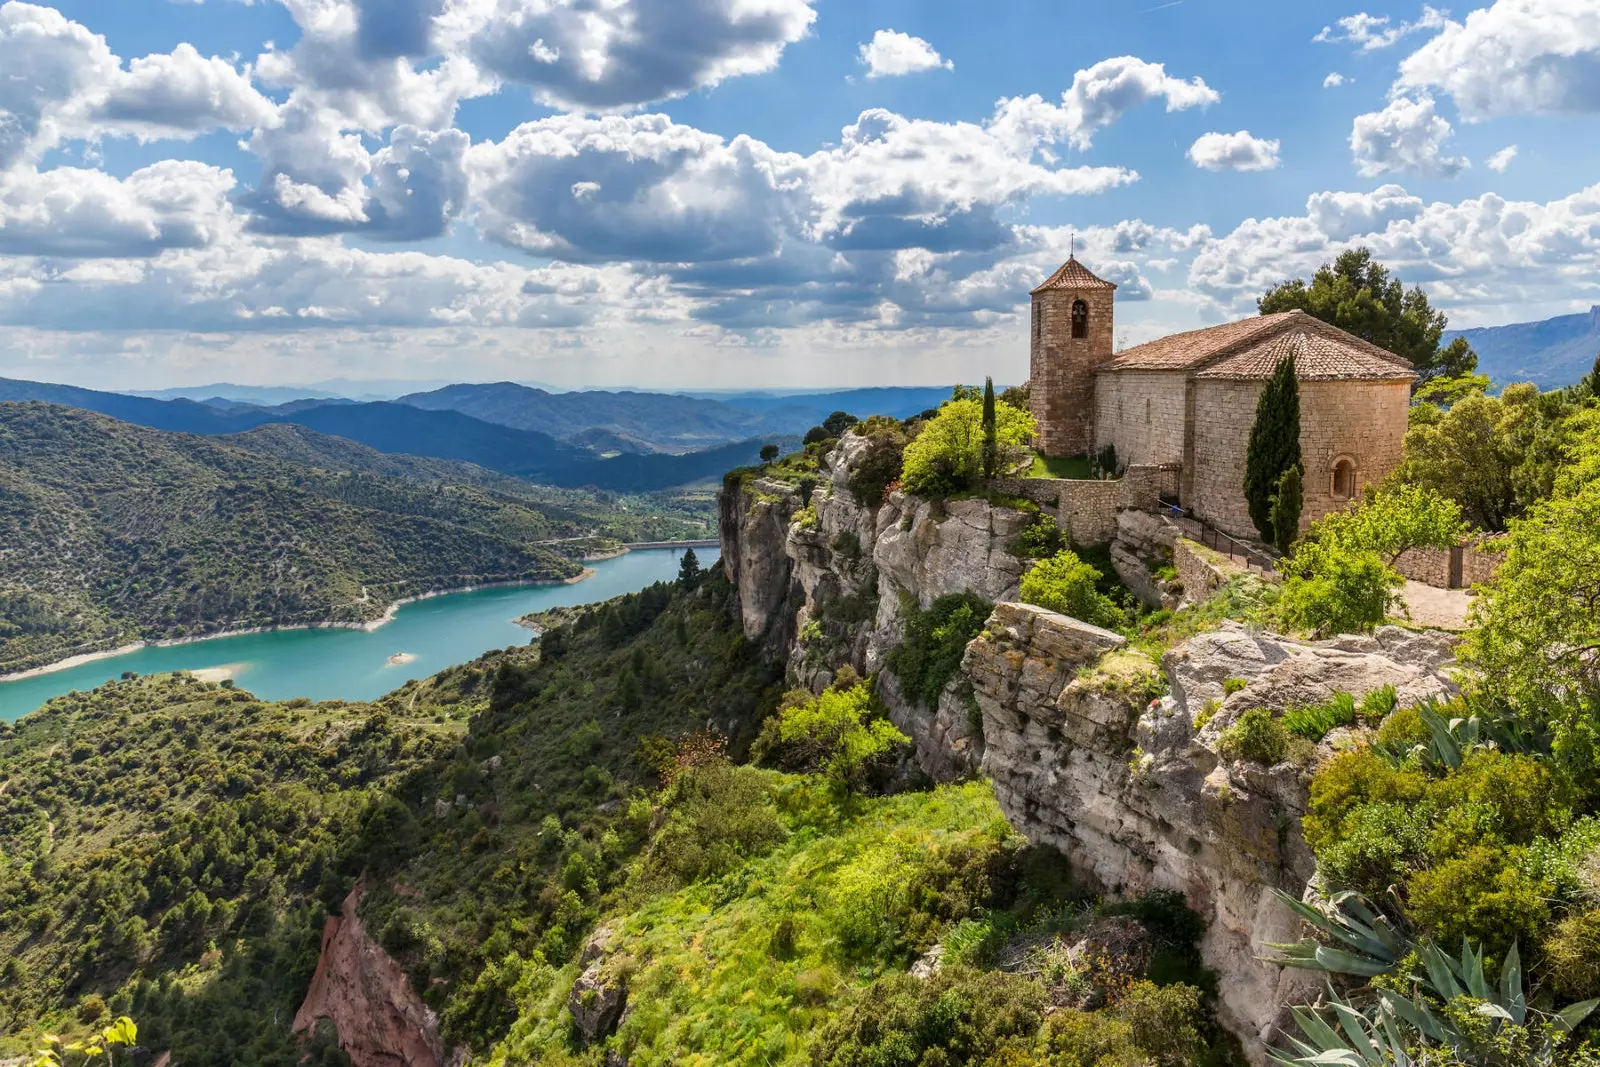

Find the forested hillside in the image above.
[{"left": 0, "top": 405, "right": 607, "bottom": 673}]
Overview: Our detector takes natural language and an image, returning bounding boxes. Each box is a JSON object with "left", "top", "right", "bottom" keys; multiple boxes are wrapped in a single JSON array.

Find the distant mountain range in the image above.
[
  {"left": 0, "top": 377, "right": 796, "bottom": 491},
  {"left": 1448, "top": 305, "right": 1600, "bottom": 390}
]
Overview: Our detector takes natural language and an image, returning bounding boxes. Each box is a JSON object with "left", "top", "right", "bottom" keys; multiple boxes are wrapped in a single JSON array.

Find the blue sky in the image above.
[{"left": 1, "top": 0, "right": 1597, "bottom": 390}]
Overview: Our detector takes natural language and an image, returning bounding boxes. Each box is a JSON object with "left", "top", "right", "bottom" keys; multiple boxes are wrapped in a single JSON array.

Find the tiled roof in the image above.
[
  {"left": 1195, "top": 324, "right": 1417, "bottom": 381},
  {"left": 1030, "top": 256, "right": 1117, "bottom": 294},
  {"left": 1098, "top": 308, "right": 1415, "bottom": 382}
]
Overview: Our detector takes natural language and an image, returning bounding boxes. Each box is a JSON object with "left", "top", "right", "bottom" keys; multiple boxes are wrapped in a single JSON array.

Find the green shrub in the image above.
[
  {"left": 1315, "top": 802, "right": 1430, "bottom": 897},
  {"left": 810, "top": 967, "right": 1048, "bottom": 1067},
  {"left": 758, "top": 683, "right": 908, "bottom": 794},
  {"left": 1011, "top": 511, "right": 1066, "bottom": 559},
  {"left": 1223, "top": 677, "right": 1248, "bottom": 696},
  {"left": 1216, "top": 707, "right": 1293, "bottom": 765},
  {"left": 1357, "top": 684, "right": 1399, "bottom": 724},
  {"left": 1407, "top": 844, "right": 1552, "bottom": 955},
  {"left": 1277, "top": 541, "right": 1401, "bottom": 635},
  {"left": 1375, "top": 704, "right": 1429, "bottom": 748},
  {"left": 1545, "top": 907, "right": 1600, "bottom": 999},
  {"left": 900, "top": 397, "right": 1036, "bottom": 497},
  {"left": 846, "top": 426, "right": 908, "bottom": 508},
  {"left": 1303, "top": 750, "right": 1430, "bottom": 853},
  {"left": 644, "top": 760, "right": 788, "bottom": 885},
  {"left": 1018, "top": 549, "right": 1124, "bottom": 630},
  {"left": 891, "top": 593, "right": 994, "bottom": 708}
]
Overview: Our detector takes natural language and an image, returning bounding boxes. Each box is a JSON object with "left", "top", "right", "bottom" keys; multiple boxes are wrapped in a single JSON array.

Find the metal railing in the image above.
[{"left": 1158, "top": 499, "right": 1278, "bottom": 574}]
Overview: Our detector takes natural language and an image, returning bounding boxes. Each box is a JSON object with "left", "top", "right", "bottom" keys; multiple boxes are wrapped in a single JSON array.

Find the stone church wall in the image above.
[
  {"left": 1188, "top": 378, "right": 1410, "bottom": 540},
  {"left": 1093, "top": 371, "right": 1187, "bottom": 467}
]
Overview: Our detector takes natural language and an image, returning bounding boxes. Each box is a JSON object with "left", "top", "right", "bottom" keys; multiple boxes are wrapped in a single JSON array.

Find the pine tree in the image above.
[
  {"left": 1270, "top": 464, "right": 1303, "bottom": 555},
  {"left": 677, "top": 548, "right": 702, "bottom": 586},
  {"left": 981, "top": 377, "right": 998, "bottom": 479},
  {"left": 1244, "top": 355, "right": 1302, "bottom": 543}
]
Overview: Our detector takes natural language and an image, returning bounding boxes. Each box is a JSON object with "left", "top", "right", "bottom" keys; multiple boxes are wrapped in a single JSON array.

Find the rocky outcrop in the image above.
[
  {"left": 293, "top": 882, "right": 458, "bottom": 1067},
  {"left": 970, "top": 606, "right": 1460, "bottom": 1062},
  {"left": 568, "top": 925, "right": 627, "bottom": 1046},
  {"left": 1108, "top": 509, "right": 1182, "bottom": 609},
  {"left": 720, "top": 433, "right": 1033, "bottom": 779}
]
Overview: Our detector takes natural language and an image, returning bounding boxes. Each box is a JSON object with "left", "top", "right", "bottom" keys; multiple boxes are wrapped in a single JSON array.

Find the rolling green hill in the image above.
[{"left": 0, "top": 404, "right": 605, "bottom": 673}]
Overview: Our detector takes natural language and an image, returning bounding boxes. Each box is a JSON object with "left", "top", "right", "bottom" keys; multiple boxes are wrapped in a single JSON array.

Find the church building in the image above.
[{"left": 1028, "top": 256, "right": 1415, "bottom": 540}]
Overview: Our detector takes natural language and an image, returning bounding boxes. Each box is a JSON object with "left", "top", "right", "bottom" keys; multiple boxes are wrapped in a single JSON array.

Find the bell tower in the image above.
[{"left": 1029, "top": 256, "right": 1116, "bottom": 457}]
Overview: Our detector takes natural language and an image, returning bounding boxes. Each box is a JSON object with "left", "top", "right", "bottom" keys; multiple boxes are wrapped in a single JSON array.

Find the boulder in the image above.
[{"left": 568, "top": 926, "right": 627, "bottom": 1047}]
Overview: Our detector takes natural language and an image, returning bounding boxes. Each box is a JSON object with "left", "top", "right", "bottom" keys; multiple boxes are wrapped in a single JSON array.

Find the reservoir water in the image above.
[{"left": 0, "top": 546, "right": 717, "bottom": 722}]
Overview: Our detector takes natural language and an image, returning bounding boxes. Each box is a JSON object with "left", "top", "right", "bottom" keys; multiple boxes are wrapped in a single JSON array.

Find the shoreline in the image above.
[{"left": 0, "top": 569, "right": 598, "bottom": 684}]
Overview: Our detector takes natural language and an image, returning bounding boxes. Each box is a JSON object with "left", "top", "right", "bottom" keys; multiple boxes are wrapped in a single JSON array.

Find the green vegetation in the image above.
[
  {"left": 1269, "top": 464, "right": 1303, "bottom": 556},
  {"left": 1258, "top": 246, "right": 1478, "bottom": 386},
  {"left": 1018, "top": 549, "right": 1124, "bottom": 630},
  {"left": 0, "top": 404, "right": 714, "bottom": 674},
  {"left": 1025, "top": 453, "right": 1094, "bottom": 480},
  {"left": 1243, "top": 353, "right": 1302, "bottom": 546},
  {"left": 1216, "top": 707, "right": 1298, "bottom": 765},
  {"left": 1398, "top": 381, "right": 1577, "bottom": 531},
  {"left": 754, "top": 682, "right": 909, "bottom": 794},
  {"left": 1276, "top": 484, "right": 1464, "bottom": 634},
  {"left": 846, "top": 416, "right": 910, "bottom": 507},
  {"left": 901, "top": 395, "right": 1036, "bottom": 497},
  {"left": 0, "top": 569, "right": 784, "bottom": 1063},
  {"left": 889, "top": 593, "right": 993, "bottom": 708}
]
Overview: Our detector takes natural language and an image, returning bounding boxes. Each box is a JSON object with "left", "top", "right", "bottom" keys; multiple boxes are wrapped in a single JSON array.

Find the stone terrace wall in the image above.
[
  {"left": 1394, "top": 536, "right": 1507, "bottom": 589},
  {"left": 990, "top": 464, "right": 1178, "bottom": 546}
]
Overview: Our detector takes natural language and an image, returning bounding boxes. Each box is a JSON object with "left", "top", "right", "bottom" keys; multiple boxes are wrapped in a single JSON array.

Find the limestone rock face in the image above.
[
  {"left": 568, "top": 926, "right": 627, "bottom": 1047},
  {"left": 292, "top": 882, "right": 458, "bottom": 1067},
  {"left": 971, "top": 608, "right": 1460, "bottom": 1062},
  {"left": 1108, "top": 509, "right": 1181, "bottom": 610},
  {"left": 718, "top": 433, "right": 1034, "bottom": 779}
]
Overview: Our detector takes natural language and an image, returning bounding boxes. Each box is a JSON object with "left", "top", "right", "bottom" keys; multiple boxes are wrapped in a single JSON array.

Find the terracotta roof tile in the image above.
[
  {"left": 1097, "top": 308, "right": 1417, "bottom": 382},
  {"left": 1030, "top": 256, "right": 1117, "bottom": 294},
  {"left": 1195, "top": 326, "right": 1417, "bottom": 381},
  {"left": 1097, "top": 312, "right": 1295, "bottom": 371}
]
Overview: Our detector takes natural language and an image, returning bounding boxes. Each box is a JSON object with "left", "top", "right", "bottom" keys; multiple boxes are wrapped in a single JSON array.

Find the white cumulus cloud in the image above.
[
  {"left": 1396, "top": 0, "right": 1600, "bottom": 120},
  {"left": 858, "top": 30, "right": 952, "bottom": 78},
  {"left": 1324, "top": 72, "right": 1348, "bottom": 88},
  {"left": 1486, "top": 145, "right": 1518, "bottom": 172},
  {"left": 1350, "top": 93, "right": 1468, "bottom": 177},
  {"left": 1314, "top": 6, "right": 1448, "bottom": 50},
  {"left": 1187, "top": 130, "right": 1281, "bottom": 171},
  {"left": 0, "top": 160, "right": 238, "bottom": 257}
]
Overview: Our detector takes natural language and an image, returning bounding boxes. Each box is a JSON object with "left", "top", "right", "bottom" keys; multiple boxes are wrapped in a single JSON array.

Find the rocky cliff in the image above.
[
  {"left": 722, "top": 433, "right": 1031, "bottom": 778},
  {"left": 967, "top": 607, "right": 1457, "bottom": 1058},
  {"left": 292, "top": 882, "right": 460, "bottom": 1067},
  {"left": 717, "top": 432, "right": 1463, "bottom": 1060}
]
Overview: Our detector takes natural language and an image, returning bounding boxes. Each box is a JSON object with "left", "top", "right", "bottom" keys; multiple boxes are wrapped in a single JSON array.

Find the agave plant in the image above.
[
  {"left": 1265, "top": 891, "right": 1600, "bottom": 1066},
  {"left": 1265, "top": 888, "right": 1407, "bottom": 978},
  {"left": 1372, "top": 696, "right": 1547, "bottom": 774}
]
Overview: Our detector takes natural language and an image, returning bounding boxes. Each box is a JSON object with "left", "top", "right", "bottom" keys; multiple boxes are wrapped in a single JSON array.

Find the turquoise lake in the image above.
[{"left": 0, "top": 547, "right": 717, "bottom": 722}]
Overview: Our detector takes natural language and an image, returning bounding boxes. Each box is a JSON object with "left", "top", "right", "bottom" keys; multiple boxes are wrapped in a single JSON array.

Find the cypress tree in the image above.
[
  {"left": 1270, "top": 465, "right": 1303, "bottom": 555},
  {"left": 1244, "top": 355, "right": 1302, "bottom": 543},
  {"left": 981, "top": 377, "right": 998, "bottom": 478}
]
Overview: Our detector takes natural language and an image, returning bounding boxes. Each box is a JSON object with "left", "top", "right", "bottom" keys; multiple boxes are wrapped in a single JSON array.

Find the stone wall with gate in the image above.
[{"left": 1393, "top": 536, "right": 1507, "bottom": 589}]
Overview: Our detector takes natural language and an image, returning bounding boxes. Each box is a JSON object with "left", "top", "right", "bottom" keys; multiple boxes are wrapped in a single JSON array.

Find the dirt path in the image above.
[{"left": 1400, "top": 580, "right": 1474, "bottom": 631}]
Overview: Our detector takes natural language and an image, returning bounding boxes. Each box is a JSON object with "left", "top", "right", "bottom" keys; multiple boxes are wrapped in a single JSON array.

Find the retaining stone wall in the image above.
[{"left": 989, "top": 464, "right": 1178, "bottom": 546}]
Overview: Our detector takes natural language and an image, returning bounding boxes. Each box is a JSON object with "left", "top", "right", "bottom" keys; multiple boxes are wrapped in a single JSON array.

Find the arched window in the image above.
[
  {"left": 1331, "top": 457, "right": 1357, "bottom": 499},
  {"left": 1071, "top": 299, "right": 1089, "bottom": 339}
]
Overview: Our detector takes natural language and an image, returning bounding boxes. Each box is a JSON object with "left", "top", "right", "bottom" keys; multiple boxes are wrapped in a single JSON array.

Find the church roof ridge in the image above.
[
  {"left": 1098, "top": 308, "right": 1416, "bottom": 381},
  {"left": 1030, "top": 256, "right": 1117, "bottom": 295}
]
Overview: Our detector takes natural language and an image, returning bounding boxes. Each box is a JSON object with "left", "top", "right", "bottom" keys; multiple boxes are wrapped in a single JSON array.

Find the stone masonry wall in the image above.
[
  {"left": 1188, "top": 378, "right": 1410, "bottom": 539},
  {"left": 1031, "top": 286, "right": 1115, "bottom": 457},
  {"left": 990, "top": 464, "right": 1177, "bottom": 546},
  {"left": 1093, "top": 370, "right": 1187, "bottom": 467},
  {"left": 1394, "top": 535, "right": 1507, "bottom": 589}
]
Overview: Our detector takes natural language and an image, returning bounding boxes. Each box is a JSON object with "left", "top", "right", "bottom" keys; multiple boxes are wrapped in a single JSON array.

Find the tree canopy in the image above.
[{"left": 1259, "top": 247, "right": 1477, "bottom": 385}]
